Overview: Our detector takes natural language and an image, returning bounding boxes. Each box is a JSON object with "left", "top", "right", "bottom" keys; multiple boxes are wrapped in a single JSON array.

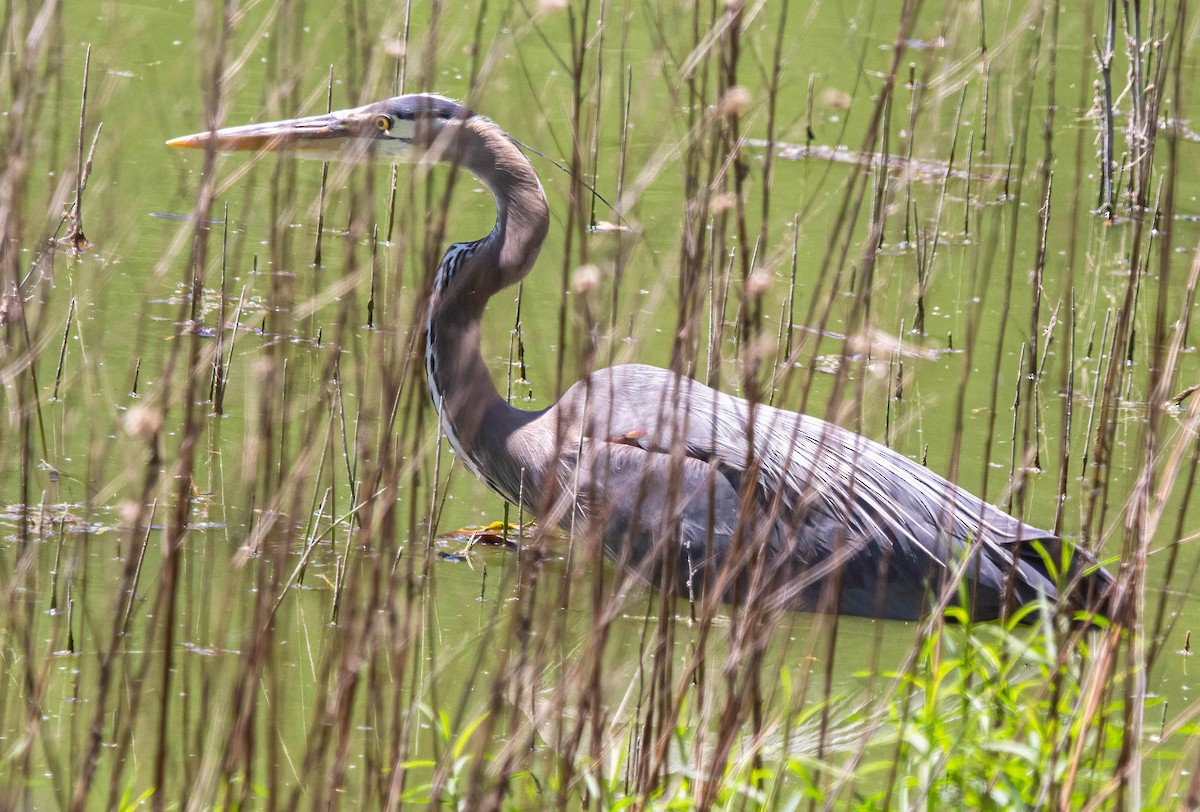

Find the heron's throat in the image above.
[
  {"left": 424, "top": 290, "right": 531, "bottom": 506},
  {"left": 424, "top": 299, "right": 493, "bottom": 460}
]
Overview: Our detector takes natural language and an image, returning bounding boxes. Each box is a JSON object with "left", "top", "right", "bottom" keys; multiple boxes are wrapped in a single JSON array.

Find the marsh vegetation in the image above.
[{"left": 2, "top": 0, "right": 1199, "bottom": 808}]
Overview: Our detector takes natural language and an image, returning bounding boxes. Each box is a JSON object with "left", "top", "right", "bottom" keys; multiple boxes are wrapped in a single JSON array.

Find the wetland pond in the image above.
[{"left": 2, "top": 0, "right": 1199, "bottom": 808}]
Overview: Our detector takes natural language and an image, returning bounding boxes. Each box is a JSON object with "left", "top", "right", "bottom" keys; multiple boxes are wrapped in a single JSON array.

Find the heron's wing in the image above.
[
  {"left": 565, "top": 365, "right": 1074, "bottom": 618},
  {"left": 551, "top": 437, "right": 742, "bottom": 603}
]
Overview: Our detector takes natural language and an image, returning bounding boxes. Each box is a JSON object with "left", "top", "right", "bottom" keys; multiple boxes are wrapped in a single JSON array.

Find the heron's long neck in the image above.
[{"left": 425, "top": 119, "right": 550, "bottom": 504}]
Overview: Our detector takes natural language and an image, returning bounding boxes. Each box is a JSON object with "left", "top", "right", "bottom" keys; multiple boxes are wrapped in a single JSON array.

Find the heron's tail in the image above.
[{"left": 1063, "top": 549, "right": 1118, "bottom": 627}]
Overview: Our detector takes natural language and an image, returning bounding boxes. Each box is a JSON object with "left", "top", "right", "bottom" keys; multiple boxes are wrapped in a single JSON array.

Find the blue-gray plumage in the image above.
[{"left": 169, "top": 94, "right": 1114, "bottom": 621}]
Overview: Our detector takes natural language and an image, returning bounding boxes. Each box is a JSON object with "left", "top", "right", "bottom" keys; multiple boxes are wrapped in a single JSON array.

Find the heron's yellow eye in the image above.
[{"left": 374, "top": 114, "right": 391, "bottom": 133}]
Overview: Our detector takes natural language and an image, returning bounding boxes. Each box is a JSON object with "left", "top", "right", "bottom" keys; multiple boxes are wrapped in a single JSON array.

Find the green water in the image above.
[{"left": 2, "top": 0, "right": 1199, "bottom": 806}]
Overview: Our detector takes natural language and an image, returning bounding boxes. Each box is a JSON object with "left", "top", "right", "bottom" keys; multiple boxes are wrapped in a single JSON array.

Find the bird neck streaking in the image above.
[{"left": 424, "top": 116, "right": 549, "bottom": 500}]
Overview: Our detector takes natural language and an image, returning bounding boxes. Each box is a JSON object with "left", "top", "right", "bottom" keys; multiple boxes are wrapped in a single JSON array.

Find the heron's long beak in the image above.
[{"left": 167, "top": 112, "right": 383, "bottom": 162}]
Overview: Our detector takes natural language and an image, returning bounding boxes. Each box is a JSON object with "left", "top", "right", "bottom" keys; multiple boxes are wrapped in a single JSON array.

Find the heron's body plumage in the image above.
[{"left": 535, "top": 364, "right": 1092, "bottom": 619}]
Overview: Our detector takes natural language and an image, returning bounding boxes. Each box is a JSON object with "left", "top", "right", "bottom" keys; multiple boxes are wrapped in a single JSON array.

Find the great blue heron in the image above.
[{"left": 169, "top": 93, "right": 1114, "bottom": 622}]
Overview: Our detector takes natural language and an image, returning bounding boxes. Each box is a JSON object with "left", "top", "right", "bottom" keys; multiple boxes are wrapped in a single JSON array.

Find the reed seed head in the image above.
[
  {"left": 720, "top": 86, "right": 752, "bottom": 117},
  {"left": 746, "top": 267, "right": 772, "bottom": 299},
  {"left": 572, "top": 264, "right": 602, "bottom": 295},
  {"left": 123, "top": 403, "right": 163, "bottom": 439}
]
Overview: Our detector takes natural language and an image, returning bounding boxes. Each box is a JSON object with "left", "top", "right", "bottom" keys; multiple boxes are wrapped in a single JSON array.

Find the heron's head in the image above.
[{"left": 167, "top": 94, "right": 475, "bottom": 164}]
